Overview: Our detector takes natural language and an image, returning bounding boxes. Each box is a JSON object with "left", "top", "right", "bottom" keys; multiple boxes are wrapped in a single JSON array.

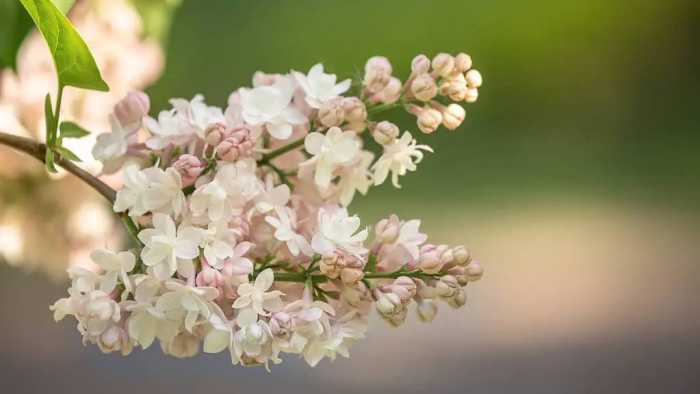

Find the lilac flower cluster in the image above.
[{"left": 52, "top": 53, "right": 484, "bottom": 369}]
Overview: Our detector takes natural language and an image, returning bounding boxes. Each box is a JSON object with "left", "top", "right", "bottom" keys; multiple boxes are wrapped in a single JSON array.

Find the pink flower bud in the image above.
[
  {"left": 410, "top": 74, "right": 438, "bottom": 102},
  {"left": 435, "top": 275, "right": 460, "bottom": 298},
  {"left": 204, "top": 123, "right": 229, "bottom": 146},
  {"left": 114, "top": 91, "right": 150, "bottom": 127},
  {"left": 318, "top": 99, "right": 345, "bottom": 127},
  {"left": 447, "top": 288, "right": 467, "bottom": 308},
  {"left": 440, "top": 74, "right": 468, "bottom": 101},
  {"left": 364, "top": 56, "right": 393, "bottom": 94},
  {"left": 454, "top": 53, "right": 473, "bottom": 73},
  {"left": 411, "top": 54, "right": 431, "bottom": 75},
  {"left": 416, "top": 107, "right": 443, "bottom": 134},
  {"left": 432, "top": 53, "right": 455, "bottom": 77},
  {"left": 389, "top": 276, "right": 417, "bottom": 302},
  {"left": 375, "top": 291, "right": 402, "bottom": 314},
  {"left": 465, "top": 88, "right": 479, "bottom": 103},
  {"left": 465, "top": 69, "right": 483, "bottom": 88},
  {"left": 372, "top": 77, "right": 402, "bottom": 104},
  {"left": 270, "top": 312, "right": 293, "bottom": 338},
  {"left": 172, "top": 154, "right": 204, "bottom": 187},
  {"left": 196, "top": 264, "right": 224, "bottom": 288},
  {"left": 419, "top": 244, "right": 449, "bottom": 274},
  {"left": 216, "top": 126, "right": 255, "bottom": 161},
  {"left": 320, "top": 253, "right": 345, "bottom": 279},
  {"left": 452, "top": 245, "right": 471, "bottom": 266},
  {"left": 342, "top": 97, "right": 367, "bottom": 123},
  {"left": 466, "top": 260, "right": 484, "bottom": 281},
  {"left": 416, "top": 299, "right": 437, "bottom": 322},
  {"left": 340, "top": 267, "right": 364, "bottom": 284},
  {"left": 372, "top": 121, "right": 400, "bottom": 145},
  {"left": 374, "top": 214, "right": 400, "bottom": 243},
  {"left": 442, "top": 103, "right": 466, "bottom": 130}
]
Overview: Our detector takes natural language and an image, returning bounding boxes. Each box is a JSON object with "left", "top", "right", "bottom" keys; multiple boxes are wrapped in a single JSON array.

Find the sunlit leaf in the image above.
[
  {"left": 59, "top": 121, "right": 90, "bottom": 139},
  {"left": 54, "top": 145, "right": 81, "bottom": 162},
  {"left": 19, "top": 0, "right": 108, "bottom": 91}
]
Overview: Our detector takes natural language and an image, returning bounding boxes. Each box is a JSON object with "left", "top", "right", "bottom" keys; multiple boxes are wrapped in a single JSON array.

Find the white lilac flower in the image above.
[
  {"left": 303, "top": 311, "right": 367, "bottom": 367},
  {"left": 137, "top": 213, "right": 201, "bottom": 280},
  {"left": 335, "top": 150, "right": 374, "bottom": 206},
  {"left": 169, "top": 94, "right": 225, "bottom": 138},
  {"left": 372, "top": 131, "right": 433, "bottom": 188},
  {"left": 143, "top": 109, "right": 191, "bottom": 149},
  {"left": 254, "top": 175, "right": 290, "bottom": 214},
  {"left": 265, "top": 207, "right": 313, "bottom": 257},
  {"left": 90, "top": 249, "right": 136, "bottom": 296},
  {"left": 292, "top": 63, "right": 351, "bottom": 109},
  {"left": 113, "top": 165, "right": 186, "bottom": 217},
  {"left": 232, "top": 307, "right": 272, "bottom": 364},
  {"left": 301, "top": 127, "right": 361, "bottom": 190},
  {"left": 232, "top": 268, "right": 284, "bottom": 316},
  {"left": 240, "top": 76, "right": 306, "bottom": 140},
  {"left": 197, "top": 221, "right": 236, "bottom": 269},
  {"left": 124, "top": 276, "right": 180, "bottom": 349},
  {"left": 113, "top": 164, "right": 150, "bottom": 216},
  {"left": 203, "top": 306, "right": 233, "bottom": 354},
  {"left": 156, "top": 280, "right": 219, "bottom": 333},
  {"left": 142, "top": 167, "right": 186, "bottom": 217},
  {"left": 311, "top": 206, "right": 368, "bottom": 258},
  {"left": 92, "top": 115, "right": 132, "bottom": 174},
  {"left": 191, "top": 161, "right": 263, "bottom": 222}
]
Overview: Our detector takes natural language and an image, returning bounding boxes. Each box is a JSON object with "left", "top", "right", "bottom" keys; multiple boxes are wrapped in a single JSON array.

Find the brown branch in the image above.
[{"left": 0, "top": 131, "right": 116, "bottom": 203}]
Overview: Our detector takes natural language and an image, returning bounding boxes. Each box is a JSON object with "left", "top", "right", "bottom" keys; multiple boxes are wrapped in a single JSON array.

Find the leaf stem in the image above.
[{"left": 259, "top": 138, "right": 305, "bottom": 163}]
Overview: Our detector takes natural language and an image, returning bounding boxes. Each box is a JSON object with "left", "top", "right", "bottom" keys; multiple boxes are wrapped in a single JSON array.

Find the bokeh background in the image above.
[{"left": 1, "top": 0, "right": 699, "bottom": 392}]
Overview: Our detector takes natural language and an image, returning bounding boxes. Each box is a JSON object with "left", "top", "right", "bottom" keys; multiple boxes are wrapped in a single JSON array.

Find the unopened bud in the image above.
[
  {"left": 410, "top": 74, "right": 438, "bottom": 102},
  {"left": 172, "top": 154, "right": 205, "bottom": 187},
  {"left": 435, "top": 275, "right": 460, "bottom": 298},
  {"left": 216, "top": 126, "right": 254, "bottom": 161},
  {"left": 204, "top": 123, "right": 229, "bottom": 146},
  {"left": 416, "top": 299, "right": 438, "bottom": 322},
  {"left": 465, "top": 69, "right": 483, "bottom": 88},
  {"left": 374, "top": 214, "right": 400, "bottom": 243},
  {"left": 447, "top": 288, "right": 467, "bottom": 308},
  {"left": 454, "top": 53, "right": 473, "bottom": 73},
  {"left": 341, "top": 97, "right": 367, "bottom": 123},
  {"left": 375, "top": 77, "right": 401, "bottom": 104},
  {"left": 442, "top": 103, "right": 466, "bottom": 130},
  {"left": 318, "top": 99, "right": 345, "bottom": 127},
  {"left": 340, "top": 267, "right": 364, "bottom": 285},
  {"left": 364, "top": 56, "right": 393, "bottom": 94},
  {"left": 372, "top": 121, "right": 400, "bottom": 145},
  {"left": 319, "top": 254, "right": 344, "bottom": 279},
  {"left": 432, "top": 53, "right": 455, "bottom": 77},
  {"left": 411, "top": 54, "right": 431, "bottom": 75},
  {"left": 417, "top": 108, "right": 443, "bottom": 134},
  {"left": 466, "top": 260, "right": 484, "bottom": 281},
  {"left": 452, "top": 245, "right": 471, "bottom": 266},
  {"left": 114, "top": 91, "right": 150, "bottom": 127},
  {"left": 465, "top": 88, "right": 479, "bottom": 103}
]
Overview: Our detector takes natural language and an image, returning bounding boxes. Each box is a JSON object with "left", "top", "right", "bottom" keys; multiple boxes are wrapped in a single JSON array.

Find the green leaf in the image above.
[
  {"left": 130, "top": 0, "right": 182, "bottom": 46},
  {"left": 19, "top": 0, "right": 109, "bottom": 91},
  {"left": 59, "top": 121, "right": 90, "bottom": 138},
  {"left": 43, "top": 93, "right": 54, "bottom": 143},
  {"left": 54, "top": 145, "right": 81, "bottom": 162},
  {"left": 44, "top": 147, "right": 58, "bottom": 173},
  {"left": 0, "top": 0, "right": 35, "bottom": 70}
]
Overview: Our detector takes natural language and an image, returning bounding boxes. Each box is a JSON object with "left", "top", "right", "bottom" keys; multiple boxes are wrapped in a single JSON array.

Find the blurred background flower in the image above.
[
  {"left": 0, "top": 0, "right": 165, "bottom": 276},
  {"left": 0, "top": 0, "right": 698, "bottom": 392}
]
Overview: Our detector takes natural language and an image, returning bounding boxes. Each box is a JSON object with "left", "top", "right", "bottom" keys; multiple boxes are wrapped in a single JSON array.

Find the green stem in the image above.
[
  {"left": 120, "top": 213, "right": 143, "bottom": 247},
  {"left": 259, "top": 138, "right": 305, "bottom": 163},
  {"left": 51, "top": 84, "right": 64, "bottom": 144},
  {"left": 367, "top": 102, "right": 399, "bottom": 115}
]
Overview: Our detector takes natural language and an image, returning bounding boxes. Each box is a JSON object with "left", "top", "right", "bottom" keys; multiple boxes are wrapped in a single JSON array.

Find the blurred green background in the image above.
[{"left": 1, "top": 0, "right": 699, "bottom": 393}]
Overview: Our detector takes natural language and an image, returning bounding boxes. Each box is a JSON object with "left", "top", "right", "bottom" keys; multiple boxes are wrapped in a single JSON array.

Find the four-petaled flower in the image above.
[
  {"left": 232, "top": 269, "right": 284, "bottom": 316},
  {"left": 293, "top": 63, "right": 351, "bottom": 108}
]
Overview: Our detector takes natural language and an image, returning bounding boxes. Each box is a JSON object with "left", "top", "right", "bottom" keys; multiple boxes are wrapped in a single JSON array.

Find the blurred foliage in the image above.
[{"left": 145, "top": 0, "right": 699, "bottom": 213}]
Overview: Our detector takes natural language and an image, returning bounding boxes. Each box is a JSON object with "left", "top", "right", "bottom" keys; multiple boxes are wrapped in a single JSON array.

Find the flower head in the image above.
[{"left": 293, "top": 63, "right": 351, "bottom": 109}]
